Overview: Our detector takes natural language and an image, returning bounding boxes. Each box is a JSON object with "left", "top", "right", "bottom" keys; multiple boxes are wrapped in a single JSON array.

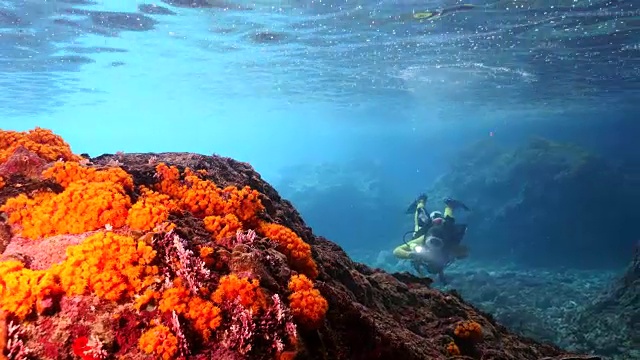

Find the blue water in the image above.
[
  {"left": 2, "top": 1, "right": 639, "bottom": 356},
  {"left": 1, "top": 0, "right": 639, "bottom": 256}
]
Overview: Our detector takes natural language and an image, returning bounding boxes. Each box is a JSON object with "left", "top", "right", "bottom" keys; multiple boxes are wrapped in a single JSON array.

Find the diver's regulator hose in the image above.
[{"left": 402, "top": 230, "right": 414, "bottom": 246}]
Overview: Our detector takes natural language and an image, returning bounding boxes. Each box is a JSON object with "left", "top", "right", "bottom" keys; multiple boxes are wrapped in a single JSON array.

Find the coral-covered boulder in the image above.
[
  {"left": 0, "top": 128, "right": 601, "bottom": 360},
  {"left": 428, "top": 137, "right": 640, "bottom": 268}
]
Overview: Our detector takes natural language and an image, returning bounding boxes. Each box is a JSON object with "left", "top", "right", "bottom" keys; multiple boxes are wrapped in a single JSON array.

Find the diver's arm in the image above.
[
  {"left": 444, "top": 205, "right": 454, "bottom": 220},
  {"left": 394, "top": 238, "right": 424, "bottom": 259}
]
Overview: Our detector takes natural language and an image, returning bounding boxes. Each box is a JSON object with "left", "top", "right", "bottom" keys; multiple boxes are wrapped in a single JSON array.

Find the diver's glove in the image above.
[{"left": 444, "top": 197, "right": 470, "bottom": 211}]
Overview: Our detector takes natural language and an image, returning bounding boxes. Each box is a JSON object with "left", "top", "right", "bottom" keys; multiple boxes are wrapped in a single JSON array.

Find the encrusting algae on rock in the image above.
[{"left": 0, "top": 127, "right": 326, "bottom": 359}]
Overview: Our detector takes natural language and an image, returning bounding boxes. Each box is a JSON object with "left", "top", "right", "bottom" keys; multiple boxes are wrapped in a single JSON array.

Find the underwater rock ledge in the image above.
[
  {"left": 0, "top": 128, "right": 601, "bottom": 360},
  {"left": 428, "top": 137, "right": 640, "bottom": 269}
]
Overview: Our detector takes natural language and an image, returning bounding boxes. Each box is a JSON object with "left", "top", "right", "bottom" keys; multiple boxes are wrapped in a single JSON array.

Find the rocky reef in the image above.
[
  {"left": 428, "top": 137, "right": 640, "bottom": 269},
  {"left": 0, "top": 128, "right": 602, "bottom": 360},
  {"left": 566, "top": 244, "right": 640, "bottom": 359}
]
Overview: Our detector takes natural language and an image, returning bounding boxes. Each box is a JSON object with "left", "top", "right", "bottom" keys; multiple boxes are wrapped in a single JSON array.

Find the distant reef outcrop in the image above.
[{"left": 429, "top": 137, "right": 640, "bottom": 269}]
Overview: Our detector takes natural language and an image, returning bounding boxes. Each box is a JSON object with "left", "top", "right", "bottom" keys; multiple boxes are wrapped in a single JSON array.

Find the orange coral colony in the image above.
[
  {"left": 454, "top": 320, "right": 483, "bottom": 342},
  {"left": 0, "top": 127, "right": 328, "bottom": 359}
]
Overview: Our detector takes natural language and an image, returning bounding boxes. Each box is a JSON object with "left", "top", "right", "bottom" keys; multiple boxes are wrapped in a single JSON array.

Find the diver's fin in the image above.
[
  {"left": 405, "top": 199, "right": 419, "bottom": 214},
  {"left": 444, "top": 198, "right": 470, "bottom": 211},
  {"left": 411, "top": 260, "right": 425, "bottom": 276},
  {"left": 453, "top": 224, "right": 468, "bottom": 244},
  {"left": 405, "top": 194, "right": 428, "bottom": 214},
  {"left": 451, "top": 244, "right": 469, "bottom": 259}
]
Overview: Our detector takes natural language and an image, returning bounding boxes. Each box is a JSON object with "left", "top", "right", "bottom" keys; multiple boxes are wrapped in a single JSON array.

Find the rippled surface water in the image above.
[{"left": 0, "top": 0, "right": 637, "bottom": 119}]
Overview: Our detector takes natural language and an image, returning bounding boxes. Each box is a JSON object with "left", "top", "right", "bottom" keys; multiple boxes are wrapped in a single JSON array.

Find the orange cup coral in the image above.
[
  {"left": 287, "top": 274, "right": 328, "bottom": 330},
  {"left": 0, "top": 260, "right": 61, "bottom": 320},
  {"left": 52, "top": 231, "right": 159, "bottom": 301},
  {"left": 204, "top": 213, "right": 243, "bottom": 244},
  {"left": 42, "top": 160, "right": 133, "bottom": 190},
  {"left": 212, "top": 274, "right": 266, "bottom": 314},
  {"left": 454, "top": 320, "right": 483, "bottom": 342},
  {"left": 1, "top": 180, "right": 131, "bottom": 239},
  {"left": 257, "top": 222, "right": 318, "bottom": 279},
  {"left": 0, "top": 127, "right": 81, "bottom": 165},
  {"left": 446, "top": 340, "right": 461, "bottom": 355},
  {"left": 126, "top": 187, "right": 178, "bottom": 231},
  {"left": 138, "top": 324, "right": 178, "bottom": 360},
  {"left": 0, "top": 128, "right": 328, "bottom": 359}
]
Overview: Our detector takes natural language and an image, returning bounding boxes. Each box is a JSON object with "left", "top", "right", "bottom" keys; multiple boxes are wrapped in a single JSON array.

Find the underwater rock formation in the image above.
[
  {"left": 566, "top": 246, "right": 640, "bottom": 358},
  {"left": 0, "top": 128, "right": 602, "bottom": 360},
  {"left": 275, "top": 161, "right": 406, "bottom": 253},
  {"left": 429, "top": 137, "right": 640, "bottom": 268}
]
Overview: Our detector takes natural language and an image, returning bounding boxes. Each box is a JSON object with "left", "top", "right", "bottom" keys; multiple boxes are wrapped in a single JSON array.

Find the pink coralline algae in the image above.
[{"left": 153, "top": 231, "right": 211, "bottom": 295}]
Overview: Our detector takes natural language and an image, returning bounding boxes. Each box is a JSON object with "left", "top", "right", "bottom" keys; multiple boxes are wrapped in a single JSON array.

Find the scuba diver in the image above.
[
  {"left": 393, "top": 194, "right": 470, "bottom": 283},
  {"left": 412, "top": 4, "right": 476, "bottom": 21}
]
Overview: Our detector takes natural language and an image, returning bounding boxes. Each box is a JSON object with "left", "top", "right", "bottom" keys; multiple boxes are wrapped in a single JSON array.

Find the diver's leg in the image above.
[
  {"left": 393, "top": 238, "right": 423, "bottom": 259},
  {"left": 443, "top": 203, "right": 469, "bottom": 248},
  {"left": 443, "top": 204, "right": 455, "bottom": 221},
  {"left": 393, "top": 244, "right": 413, "bottom": 259},
  {"left": 442, "top": 205, "right": 457, "bottom": 245}
]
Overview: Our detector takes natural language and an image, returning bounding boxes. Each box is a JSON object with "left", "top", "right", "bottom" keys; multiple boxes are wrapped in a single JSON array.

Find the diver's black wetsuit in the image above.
[{"left": 427, "top": 215, "right": 467, "bottom": 254}]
